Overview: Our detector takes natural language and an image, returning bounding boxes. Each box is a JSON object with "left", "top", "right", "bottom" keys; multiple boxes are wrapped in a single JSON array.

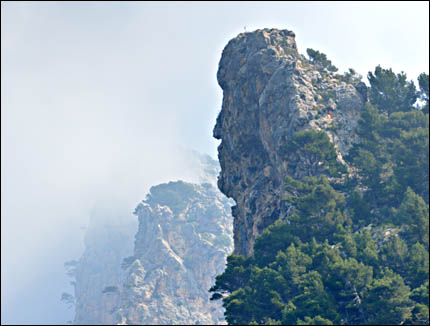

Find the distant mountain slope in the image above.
[
  {"left": 64, "top": 154, "right": 234, "bottom": 325},
  {"left": 118, "top": 180, "right": 233, "bottom": 325}
]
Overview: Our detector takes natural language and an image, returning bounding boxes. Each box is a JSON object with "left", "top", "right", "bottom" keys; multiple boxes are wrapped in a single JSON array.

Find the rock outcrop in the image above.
[
  {"left": 214, "top": 28, "right": 365, "bottom": 256},
  {"left": 66, "top": 155, "right": 233, "bottom": 325},
  {"left": 118, "top": 180, "right": 233, "bottom": 325}
]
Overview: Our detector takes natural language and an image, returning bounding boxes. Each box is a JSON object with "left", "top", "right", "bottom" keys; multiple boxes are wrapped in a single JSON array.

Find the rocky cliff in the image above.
[
  {"left": 214, "top": 28, "right": 365, "bottom": 256},
  {"left": 67, "top": 206, "right": 137, "bottom": 325},
  {"left": 65, "top": 155, "right": 233, "bottom": 325},
  {"left": 118, "top": 180, "right": 233, "bottom": 325}
]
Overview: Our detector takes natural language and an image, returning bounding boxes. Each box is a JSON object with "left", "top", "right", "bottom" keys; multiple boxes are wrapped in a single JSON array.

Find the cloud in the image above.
[{"left": 1, "top": 2, "right": 428, "bottom": 324}]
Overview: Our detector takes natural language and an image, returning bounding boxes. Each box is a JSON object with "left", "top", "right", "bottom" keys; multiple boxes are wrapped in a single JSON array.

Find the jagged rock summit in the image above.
[{"left": 214, "top": 28, "right": 365, "bottom": 256}]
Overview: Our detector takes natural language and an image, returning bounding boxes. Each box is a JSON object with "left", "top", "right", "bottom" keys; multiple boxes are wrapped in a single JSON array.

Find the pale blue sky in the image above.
[{"left": 1, "top": 2, "right": 429, "bottom": 324}]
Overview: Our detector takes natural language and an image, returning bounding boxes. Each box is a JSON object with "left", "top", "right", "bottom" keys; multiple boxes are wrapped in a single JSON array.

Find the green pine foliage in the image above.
[
  {"left": 306, "top": 48, "right": 339, "bottom": 72},
  {"left": 210, "top": 65, "right": 429, "bottom": 325},
  {"left": 368, "top": 65, "right": 418, "bottom": 114},
  {"left": 284, "top": 131, "right": 347, "bottom": 177},
  {"left": 338, "top": 68, "right": 363, "bottom": 84},
  {"left": 418, "top": 73, "right": 429, "bottom": 114}
]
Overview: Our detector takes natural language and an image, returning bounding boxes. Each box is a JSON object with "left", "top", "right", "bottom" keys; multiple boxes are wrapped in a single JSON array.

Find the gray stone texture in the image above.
[{"left": 214, "top": 28, "right": 364, "bottom": 257}]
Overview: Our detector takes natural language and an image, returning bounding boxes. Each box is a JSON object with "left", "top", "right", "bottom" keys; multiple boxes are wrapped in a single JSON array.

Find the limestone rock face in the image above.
[
  {"left": 214, "top": 28, "right": 364, "bottom": 257},
  {"left": 71, "top": 208, "right": 137, "bottom": 325},
  {"left": 67, "top": 155, "right": 233, "bottom": 325},
  {"left": 118, "top": 181, "right": 233, "bottom": 325}
]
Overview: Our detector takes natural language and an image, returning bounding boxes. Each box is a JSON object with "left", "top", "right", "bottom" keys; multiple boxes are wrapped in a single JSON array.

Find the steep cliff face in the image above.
[
  {"left": 70, "top": 208, "right": 137, "bottom": 325},
  {"left": 118, "top": 181, "right": 233, "bottom": 325},
  {"left": 67, "top": 155, "right": 233, "bottom": 325},
  {"left": 214, "top": 28, "right": 365, "bottom": 256}
]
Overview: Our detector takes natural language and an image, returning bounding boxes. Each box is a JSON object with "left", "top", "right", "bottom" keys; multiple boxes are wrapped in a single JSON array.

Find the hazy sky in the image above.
[{"left": 1, "top": 2, "right": 429, "bottom": 324}]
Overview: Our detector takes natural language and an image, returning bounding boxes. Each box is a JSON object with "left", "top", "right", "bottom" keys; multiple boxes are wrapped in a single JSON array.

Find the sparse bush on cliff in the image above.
[
  {"left": 102, "top": 286, "right": 119, "bottom": 294},
  {"left": 60, "top": 292, "right": 75, "bottom": 309},
  {"left": 337, "top": 68, "right": 363, "bottom": 84},
  {"left": 306, "top": 48, "right": 338, "bottom": 73}
]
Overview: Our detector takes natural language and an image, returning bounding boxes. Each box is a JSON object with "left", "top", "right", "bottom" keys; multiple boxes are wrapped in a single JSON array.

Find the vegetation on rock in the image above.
[
  {"left": 306, "top": 48, "right": 338, "bottom": 72},
  {"left": 210, "top": 64, "right": 429, "bottom": 325},
  {"left": 145, "top": 181, "right": 200, "bottom": 214}
]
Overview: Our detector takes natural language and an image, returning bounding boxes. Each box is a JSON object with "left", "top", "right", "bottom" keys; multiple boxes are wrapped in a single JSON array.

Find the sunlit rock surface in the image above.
[
  {"left": 214, "top": 28, "right": 364, "bottom": 256},
  {"left": 118, "top": 180, "right": 233, "bottom": 325}
]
